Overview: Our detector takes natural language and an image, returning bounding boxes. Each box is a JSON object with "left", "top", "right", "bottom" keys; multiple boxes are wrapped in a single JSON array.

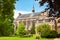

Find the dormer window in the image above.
[{"left": 19, "top": 13, "right": 21, "bottom": 16}]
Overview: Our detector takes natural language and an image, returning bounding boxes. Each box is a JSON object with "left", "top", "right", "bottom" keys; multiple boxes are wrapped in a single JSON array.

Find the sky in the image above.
[{"left": 14, "top": 0, "right": 48, "bottom": 19}]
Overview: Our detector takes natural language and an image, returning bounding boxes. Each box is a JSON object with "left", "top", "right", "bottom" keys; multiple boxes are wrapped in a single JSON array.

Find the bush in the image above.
[
  {"left": 58, "top": 34, "right": 60, "bottom": 37},
  {"left": 33, "top": 34, "right": 40, "bottom": 39},
  {"left": 0, "top": 19, "right": 14, "bottom": 36},
  {"left": 46, "top": 30, "right": 58, "bottom": 38},
  {"left": 36, "top": 23, "right": 51, "bottom": 33},
  {"left": 15, "top": 22, "right": 31, "bottom": 37},
  {"left": 16, "top": 22, "right": 25, "bottom": 37},
  {"left": 36, "top": 23, "right": 51, "bottom": 38}
]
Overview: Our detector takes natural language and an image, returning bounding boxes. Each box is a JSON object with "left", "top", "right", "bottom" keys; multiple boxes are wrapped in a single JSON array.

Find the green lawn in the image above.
[{"left": 0, "top": 37, "right": 53, "bottom": 40}]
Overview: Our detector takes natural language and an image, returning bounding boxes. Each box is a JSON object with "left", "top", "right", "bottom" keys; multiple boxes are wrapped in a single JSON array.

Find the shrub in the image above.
[
  {"left": 58, "top": 34, "right": 60, "bottom": 37},
  {"left": 46, "top": 30, "right": 58, "bottom": 38},
  {"left": 36, "top": 23, "right": 51, "bottom": 38},
  {"left": 0, "top": 19, "right": 14, "bottom": 36},
  {"left": 16, "top": 22, "right": 25, "bottom": 37},
  {"left": 16, "top": 24, "right": 32, "bottom": 37},
  {"left": 33, "top": 34, "right": 40, "bottom": 39},
  {"left": 35, "top": 34, "right": 40, "bottom": 39},
  {"left": 36, "top": 23, "right": 51, "bottom": 32}
]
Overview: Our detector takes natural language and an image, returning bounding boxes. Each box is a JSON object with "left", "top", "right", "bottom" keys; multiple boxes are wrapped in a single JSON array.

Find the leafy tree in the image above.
[
  {"left": 35, "top": 0, "right": 60, "bottom": 30},
  {"left": 0, "top": 0, "right": 16, "bottom": 36},
  {"left": 16, "top": 22, "right": 25, "bottom": 36},
  {"left": 0, "top": 0, "right": 16, "bottom": 21},
  {"left": 0, "top": 19, "right": 14, "bottom": 36}
]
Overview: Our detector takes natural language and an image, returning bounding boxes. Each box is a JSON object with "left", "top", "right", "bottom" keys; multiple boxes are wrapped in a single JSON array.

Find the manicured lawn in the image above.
[{"left": 0, "top": 37, "right": 53, "bottom": 40}]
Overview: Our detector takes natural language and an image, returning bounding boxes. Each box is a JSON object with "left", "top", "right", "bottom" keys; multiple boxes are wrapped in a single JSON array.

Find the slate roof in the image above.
[
  {"left": 18, "top": 14, "right": 31, "bottom": 18},
  {"left": 33, "top": 12, "right": 41, "bottom": 17},
  {"left": 17, "top": 12, "right": 41, "bottom": 18}
]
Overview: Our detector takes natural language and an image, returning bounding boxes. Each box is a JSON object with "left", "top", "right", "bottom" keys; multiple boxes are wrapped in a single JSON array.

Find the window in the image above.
[
  {"left": 45, "top": 19, "right": 50, "bottom": 22},
  {"left": 38, "top": 20, "right": 43, "bottom": 23}
]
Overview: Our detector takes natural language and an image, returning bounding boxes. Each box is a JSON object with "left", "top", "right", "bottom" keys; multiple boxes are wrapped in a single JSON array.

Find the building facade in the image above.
[{"left": 14, "top": 6, "right": 60, "bottom": 33}]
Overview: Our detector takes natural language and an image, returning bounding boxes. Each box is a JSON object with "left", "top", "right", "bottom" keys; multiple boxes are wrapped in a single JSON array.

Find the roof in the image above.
[{"left": 17, "top": 12, "right": 43, "bottom": 19}]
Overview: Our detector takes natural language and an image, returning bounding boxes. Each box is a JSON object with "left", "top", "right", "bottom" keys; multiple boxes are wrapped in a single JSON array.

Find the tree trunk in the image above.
[{"left": 54, "top": 17, "right": 57, "bottom": 30}]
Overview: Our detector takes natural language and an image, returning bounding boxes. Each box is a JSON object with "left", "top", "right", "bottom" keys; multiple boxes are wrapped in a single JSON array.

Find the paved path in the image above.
[{"left": 54, "top": 38, "right": 60, "bottom": 40}]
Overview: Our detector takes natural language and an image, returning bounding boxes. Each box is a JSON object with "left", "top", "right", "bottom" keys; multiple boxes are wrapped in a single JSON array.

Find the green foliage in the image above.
[
  {"left": 30, "top": 24, "right": 35, "bottom": 34},
  {"left": 16, "top": 22, "right": 25, "bottom": 36},
  {"left": 46, "top": 30, "right": 58, "bottom": 38},
  {"left": 36, "top": 23, "right": 58, "bottom": 38},
  {"left": 36, "top": 23, "right": 51, "bottom": 38},
  {"left": 36, "top": 23, "right": 51, "bottom": 33},
  {"left": 16, "top": 22, "right": 32, "bottom": 37},
  {"left": 0, "top": 0, "right": 16, "bottom": 21},
  {"left": 0, "top": 0, "right": 16, "bottom": 36},
  {"left": 35, "top": 35, "right": 40, "bottom": 39},
  {"left": 33, "top": 34, "right": 40, "bottom": 39},
  {"left": 0, "top": 19, "right": 14, "bottom": 36}
]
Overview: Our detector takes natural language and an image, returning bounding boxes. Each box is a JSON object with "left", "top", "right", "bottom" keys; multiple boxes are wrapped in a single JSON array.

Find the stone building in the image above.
[{"left": 14, "top": 6, "right": 60, "bottom": 33}]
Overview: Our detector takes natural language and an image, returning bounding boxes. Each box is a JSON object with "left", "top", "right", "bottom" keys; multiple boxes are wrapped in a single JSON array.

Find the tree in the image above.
[
  {"left": 0, "top": 19, "right": 14, "bottom": 36},
  {"left": 0, "top": 0, "right": 16, "bottom": 36},
  {"left": 35, "top": 0, "right": 60, "bottom": 30},
  {"left": 30, "top": 24, "right": 35, "bottom": 34},
  {"left": 16, "top": 22, "right": 25, "bottom": 36}
]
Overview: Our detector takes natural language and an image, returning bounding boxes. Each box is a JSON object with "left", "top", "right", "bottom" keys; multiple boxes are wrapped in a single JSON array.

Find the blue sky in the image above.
[{"left": 14, "top": 0, "right": 48, "bottom": 18}]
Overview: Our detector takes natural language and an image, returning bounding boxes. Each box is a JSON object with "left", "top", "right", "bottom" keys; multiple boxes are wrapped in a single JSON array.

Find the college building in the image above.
[{"left": 14, "top": 6, "right": 60, "bottom": 33}]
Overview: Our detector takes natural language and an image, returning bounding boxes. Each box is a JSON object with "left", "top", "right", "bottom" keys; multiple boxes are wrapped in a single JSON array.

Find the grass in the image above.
[{"left": 0, "top": 37, "right": 53, "bottom": 40}]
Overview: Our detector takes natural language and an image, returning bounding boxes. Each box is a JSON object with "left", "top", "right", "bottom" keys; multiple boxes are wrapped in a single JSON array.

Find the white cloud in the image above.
[{"left": 14, "top": 10, "right": 31, "bottom": 19}]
